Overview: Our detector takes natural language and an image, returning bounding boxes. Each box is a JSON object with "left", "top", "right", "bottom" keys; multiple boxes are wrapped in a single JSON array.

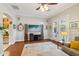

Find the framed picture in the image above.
[
  {"left": 54, "top": 27, "right": 57, "bottom": 33},
  {"left": 28, "top": 24, "right": 41, "bottom": 32},
  {"left": 60, "top": 25, "right": 66, "bottom": 32},
  {"left": 13, "top": 24, "right": 16, "bottom": 29},
  {"left": 69, "top": 21, "right": 79, "bottom": 29}
]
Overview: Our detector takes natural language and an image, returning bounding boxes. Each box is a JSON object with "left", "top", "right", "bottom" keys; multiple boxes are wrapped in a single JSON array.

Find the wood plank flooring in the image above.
[
  {"left": 4, "top": 40, "right": 50, "bottom": 56},
  {"left": 4, "top": 41, "right": 25, "bottom": 56}
]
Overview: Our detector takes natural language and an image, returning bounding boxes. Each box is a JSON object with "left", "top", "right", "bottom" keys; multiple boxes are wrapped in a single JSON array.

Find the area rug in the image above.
[{"left": 21, "top": 42, "right": 68, "bottom": 56}]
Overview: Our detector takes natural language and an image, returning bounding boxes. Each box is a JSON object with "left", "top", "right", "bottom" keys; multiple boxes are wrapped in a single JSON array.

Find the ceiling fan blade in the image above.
[
  {"left": 36, "top": 7, "right": 40, "bottom": 10},
  {"left": 48, "top": 3, "right": 58, "bottom": 5}
]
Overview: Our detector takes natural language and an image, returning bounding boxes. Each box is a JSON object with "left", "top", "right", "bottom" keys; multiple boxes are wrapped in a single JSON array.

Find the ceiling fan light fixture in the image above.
[
  {"left": 40, "top": 4, "right": 48, "bottom": 12},
  {"left": 36, "top": 3, "right": 58, "bottom": 12},
  {"left": 40, "top": 5, "right": 45, "bottom": 12},
  {"left": 44, "top": 4, "right": 48, "bottom": 10}
]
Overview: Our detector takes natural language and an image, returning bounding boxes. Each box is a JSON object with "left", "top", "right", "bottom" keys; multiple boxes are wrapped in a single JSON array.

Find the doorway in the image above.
[{"left": 2, "top": 15, "right": 11, "bottom": 51}]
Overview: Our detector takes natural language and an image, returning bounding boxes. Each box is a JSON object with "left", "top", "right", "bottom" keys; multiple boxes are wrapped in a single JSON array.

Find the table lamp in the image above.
[{"left": 60, "top": 32, "right": 67, "bottom": 44}]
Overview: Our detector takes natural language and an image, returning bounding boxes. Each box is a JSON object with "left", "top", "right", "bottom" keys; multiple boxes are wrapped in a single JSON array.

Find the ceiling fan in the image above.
[{"left": 36, "top": 3, "right": 58, "bottom": 12}]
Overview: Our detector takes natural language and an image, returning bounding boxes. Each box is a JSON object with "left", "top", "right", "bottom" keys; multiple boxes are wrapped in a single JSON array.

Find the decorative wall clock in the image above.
[{"left": 17, "top": 23, "right": 24, "bottom": 31}]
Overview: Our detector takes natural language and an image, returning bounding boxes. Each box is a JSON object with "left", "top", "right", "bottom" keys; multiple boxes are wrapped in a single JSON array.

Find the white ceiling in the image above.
[{"left": 4, "top": 3, "right": 76, "bottom": 19}]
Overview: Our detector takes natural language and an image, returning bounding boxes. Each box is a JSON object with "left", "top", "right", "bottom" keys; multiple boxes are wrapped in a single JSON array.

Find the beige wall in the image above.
[{"left": 49, "top": 4, "right": 79, "bottom": 42}]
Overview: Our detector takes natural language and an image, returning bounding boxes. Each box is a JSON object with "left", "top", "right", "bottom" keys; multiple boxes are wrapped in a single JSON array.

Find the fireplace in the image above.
[
  {"left": 24, "top": 24, "right": 44, "bottom": 42},
  {"left": 29, "top": 33, "right": 42, "bottom": 41}
]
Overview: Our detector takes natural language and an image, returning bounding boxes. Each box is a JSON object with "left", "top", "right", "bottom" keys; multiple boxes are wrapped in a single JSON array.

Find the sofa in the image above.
[
  {"left": 61, "top": 37, "right": 79, "bottom": 56},
  {"left": 50, "top": 38, "right": 79, "bottom": 56},
  {"left": 61, "top": 44, "right": 79, "bottom": 56}
]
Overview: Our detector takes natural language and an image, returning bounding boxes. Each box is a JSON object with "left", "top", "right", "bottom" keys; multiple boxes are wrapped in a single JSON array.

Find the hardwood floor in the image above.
[
  {"left": 4, "top": 39, "right": 63, "bottom": 56},
  {"left": 4, "top": 40, "right": 50, "bottom": 56},
  {"left": 4, "top": 41, "right": 25, "bottom": 56}
]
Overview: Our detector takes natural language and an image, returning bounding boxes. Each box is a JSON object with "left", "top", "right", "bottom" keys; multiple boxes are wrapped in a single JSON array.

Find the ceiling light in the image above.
[
  {"left": 44, "top": 4, "right": 48, "bottom": 10},
  {"left": 40, "top": 4, "right": 48, "bottom": 12},
  {"left": 40, "top": 5, "right": 45, "bottom": 12}
]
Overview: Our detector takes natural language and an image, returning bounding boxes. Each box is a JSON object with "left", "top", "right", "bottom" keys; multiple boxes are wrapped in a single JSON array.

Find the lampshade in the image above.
[{"left": 60, "top": 32, "right": 67, "bottom": 36}]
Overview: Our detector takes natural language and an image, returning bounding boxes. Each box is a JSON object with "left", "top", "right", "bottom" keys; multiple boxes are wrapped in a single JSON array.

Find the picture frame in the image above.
[
  {"left": 13, "top": 24, "right": 16, "bottom": 29},
  {"left": 69, "top": 21, "right": 79, "bottom": 29},
  {"left": 60, "top": 25, "right": 66, "bottom": 32}
]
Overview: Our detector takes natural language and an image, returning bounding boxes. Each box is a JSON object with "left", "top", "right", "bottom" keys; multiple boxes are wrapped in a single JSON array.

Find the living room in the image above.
[{"left": 0, "top": 2, "right": 79, "bottom": 57}]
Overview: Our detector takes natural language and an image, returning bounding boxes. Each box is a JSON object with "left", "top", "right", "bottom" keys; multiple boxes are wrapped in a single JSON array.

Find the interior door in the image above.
[{"left": 24, "top": 24, "right": 28, "bottom": 42}]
